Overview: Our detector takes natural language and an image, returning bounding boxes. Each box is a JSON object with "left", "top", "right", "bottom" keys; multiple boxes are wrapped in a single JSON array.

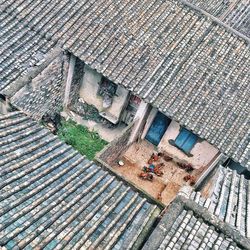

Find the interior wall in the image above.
[
  {"left": 107, "top": 85, "right": 129, "bottom": 119},
  {"left": 79, "top": 65, "right": 129, "bottom": 123},
  {"left": 128, "top": 101, "right": 150, "bottom": 144},
  {"left": 158, "top": 120, "right": 219, "bottom": 168},
  {"left": 79, "top": 65, "right": 103, "bottom": 111}
]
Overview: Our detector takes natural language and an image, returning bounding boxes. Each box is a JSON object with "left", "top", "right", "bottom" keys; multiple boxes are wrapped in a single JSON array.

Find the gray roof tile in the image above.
[
  {"left": 184, "top": 0, "right": 250, "bottom": 37},
  {"left": 187, "top": 165, "right": 250, "bottom": 239},
  {"left": 0, "top": 111, "right": 161, "bottom": 250},
  {"left": 0, "top": 6, "right": 56, "bottom": 93},
  {"left": 0, "top": 0, "right": 249, "bottom": 168},
  {"left": 142, "top": 195, "right": 250, "bottom": 250}
]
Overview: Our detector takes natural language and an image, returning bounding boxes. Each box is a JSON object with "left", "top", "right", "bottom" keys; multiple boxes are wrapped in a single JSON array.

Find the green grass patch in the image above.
[{"left": 57, "top": 119, "right": 108, "bottom": 160}]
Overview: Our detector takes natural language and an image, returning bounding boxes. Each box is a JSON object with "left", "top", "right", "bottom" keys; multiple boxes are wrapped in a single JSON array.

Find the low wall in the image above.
[{"left": 95, "top": 122, "right": 134, "bottom": 165}]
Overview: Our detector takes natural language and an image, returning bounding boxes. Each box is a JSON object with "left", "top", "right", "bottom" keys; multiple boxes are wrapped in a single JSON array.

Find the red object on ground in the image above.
[{"left": 138, "top": 172, "right": 153, "bottom": 181}]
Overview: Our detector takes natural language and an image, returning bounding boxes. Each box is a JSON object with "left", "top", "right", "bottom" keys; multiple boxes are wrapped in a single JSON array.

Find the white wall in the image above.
[
  {"left": 79, "top": 65, "right": 103, "bottom": 110},
  {"left": 106, "top": 85, "right": 129, "bottom": 120},
  {"left": 0, "top": 98, "right": 11, "bottom": 114},
  {"left": 128, "top": 101, "right": 149, "bottom": 144},
  {"left": 79, "top": 65, "right": 129, "bottom": 123},
  {"left": 141, "top": 108, "right": 158, "bottom": 139},
  {"left": 0, "top": 100, "right": 7, "bottom": 114},
  {"left": 158, "top": 120, "right": 219, "bottom": 168}
]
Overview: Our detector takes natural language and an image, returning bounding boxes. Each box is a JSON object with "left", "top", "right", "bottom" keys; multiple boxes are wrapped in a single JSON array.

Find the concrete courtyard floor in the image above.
[{"left": 112, "top": 140, "right": 206, "bottom": 205}]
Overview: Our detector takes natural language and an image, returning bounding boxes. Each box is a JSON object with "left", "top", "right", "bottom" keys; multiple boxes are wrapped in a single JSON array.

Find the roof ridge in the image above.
[
  {"left": 144, "top": 195, "right": 250, "bottom": 250},
  {"left": 184, "top": 165, "right": 250, "bottom": 239},
  {"left": 179, "top": 196, "right": 250, "bottom": 249},
  {"left": 176, "top": 0, "right": 250, "bottom": 44}
]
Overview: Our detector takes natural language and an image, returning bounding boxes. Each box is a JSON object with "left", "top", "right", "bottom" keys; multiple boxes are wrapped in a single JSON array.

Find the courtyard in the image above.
[{"left": 111, "top": 140, "right": 208, "bottom": 205}]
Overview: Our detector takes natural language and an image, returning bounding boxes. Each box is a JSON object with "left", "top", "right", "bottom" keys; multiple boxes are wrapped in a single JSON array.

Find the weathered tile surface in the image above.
[
  {"left": 145, "top": 210, "right": 239, "bottom": 250},
  {"left": 0, "top": 5, "right": 56, "bottom": 93},
  {"left": 142, "top": 195, "right": 250, "bottom": 250},
  {"left": 9, "top": 51, "right": 69, "bottom": 120},
  {"left": 0, "top": 111, "right": 160, "bottom": 250},
  {"left": 0, "top": 0, "right": 249, "bottom": 168},
  {"left": 185, "top": 0, "right": 250, "bottom": 37},
  {"left": 0, "top": 5, "right": 68, "bottom": 120},
  {"left": 187, "top": 165, "right": 250, "bottom": 239}
]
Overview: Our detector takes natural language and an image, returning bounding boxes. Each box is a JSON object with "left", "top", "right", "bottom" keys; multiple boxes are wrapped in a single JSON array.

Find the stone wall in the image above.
[
  {"left": 96, "top": 122, "right": 134, "bottom": 165},
  {"left": 11, "top": 51, "right": 69, "bottom": 120},
  {"left": 69, "top": 57, "right": 85, "bottom": 107}
]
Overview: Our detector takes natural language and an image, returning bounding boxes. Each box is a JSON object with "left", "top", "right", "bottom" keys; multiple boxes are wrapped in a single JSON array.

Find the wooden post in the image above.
[
  {"left": 63, "top": 54, "right": 76, "bottom": 109},
  {"left": 128, "top": 101, "right": 150, "bottom": 144}
]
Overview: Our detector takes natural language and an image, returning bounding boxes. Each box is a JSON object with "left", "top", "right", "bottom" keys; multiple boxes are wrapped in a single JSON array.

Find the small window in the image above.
[
  {"left": 174, "top": 128, "right": 198, "bottom": 154},
  {"left": 98, "top": 77, "right": 117, "bottom": 97}
]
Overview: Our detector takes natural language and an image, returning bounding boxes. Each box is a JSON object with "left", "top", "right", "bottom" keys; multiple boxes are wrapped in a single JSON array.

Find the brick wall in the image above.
[{"left": 96, "top": 122, "right": 134, "bottom": 165}]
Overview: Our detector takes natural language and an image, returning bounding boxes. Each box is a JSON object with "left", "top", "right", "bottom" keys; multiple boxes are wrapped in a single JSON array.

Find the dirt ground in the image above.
[{"left": 112, "top": 140, "right": 207, "bottom": 206}]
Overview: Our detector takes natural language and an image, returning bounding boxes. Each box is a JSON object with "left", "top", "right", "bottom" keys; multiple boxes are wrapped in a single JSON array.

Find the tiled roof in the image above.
[
  {"left": 142, "top": 195, "right": 250, "bottom": 250},
  {"left": 184, "top": 0, "right": 234, "bottom": 16},
  {"left": 188, "top": 165, "right": 250, "bottom": 239},
  {"left": 0, "top": 111, "right": 160, "bottom": 250},
  {"left": 185, "top": 0, "right": 250, "bottom": 37},
  {"left": 1, "top": 0, "right": 249, "bottom": 168},
  {"left": 0, "top": 5, "right": 57, "bottom": 94},
  {"left": 9, "top": 51, "right": 68, "bottom": 121},
  {"left": 0, "top": 7, "right": 67, "bottom": 121}
]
